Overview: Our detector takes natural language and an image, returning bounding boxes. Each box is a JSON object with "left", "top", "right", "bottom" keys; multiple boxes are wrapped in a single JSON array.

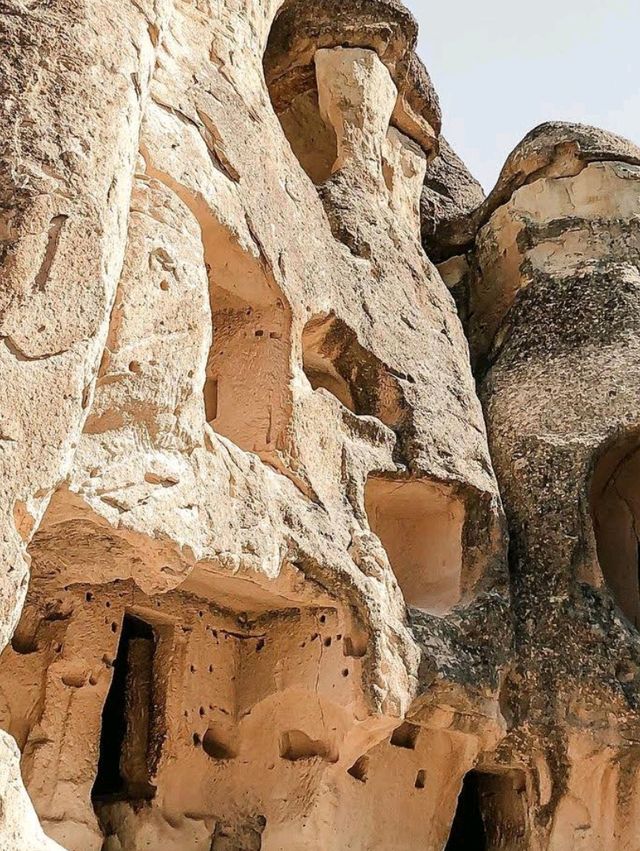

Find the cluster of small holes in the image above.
[{"left": 82, "top": 598, "right": 356, "bottom": 771}]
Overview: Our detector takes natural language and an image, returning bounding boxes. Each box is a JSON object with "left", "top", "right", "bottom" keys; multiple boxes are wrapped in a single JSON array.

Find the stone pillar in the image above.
[{"left": 473, "top": 122, "right": 640, "bottom": 849}]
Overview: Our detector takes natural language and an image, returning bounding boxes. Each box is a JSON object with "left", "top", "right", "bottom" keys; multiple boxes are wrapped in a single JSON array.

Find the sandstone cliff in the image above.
[{"left": 0, "top": 1, "right": 638, "bottom": 849}]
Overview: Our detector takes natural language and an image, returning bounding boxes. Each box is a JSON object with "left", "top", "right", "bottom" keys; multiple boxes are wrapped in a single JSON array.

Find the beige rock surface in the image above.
[{"left": 1, "top": 1, "right": 639, "bottom": 849}]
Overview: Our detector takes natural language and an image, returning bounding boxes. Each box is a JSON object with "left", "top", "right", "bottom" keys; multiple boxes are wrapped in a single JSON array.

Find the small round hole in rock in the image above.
[
  {"left": 202, "top": 729, "right": 235, "bottom": 761},
  {"left": 11, "top": 633, "right": 38, "bottom": 655}
]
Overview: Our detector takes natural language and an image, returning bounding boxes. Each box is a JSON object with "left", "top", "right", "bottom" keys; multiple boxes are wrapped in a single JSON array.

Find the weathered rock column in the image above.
[
  {"left": 471, "top": 123, "right": 640, "bottom": 849},
  {"left": 0, "top": 0, "right": 170, "bottom": 845}
]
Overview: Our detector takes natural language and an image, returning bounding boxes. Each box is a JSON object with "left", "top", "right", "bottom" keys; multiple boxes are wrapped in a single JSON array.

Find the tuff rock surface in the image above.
[{"left": 0, "top": 1, "right": 638, "bottom": 849}]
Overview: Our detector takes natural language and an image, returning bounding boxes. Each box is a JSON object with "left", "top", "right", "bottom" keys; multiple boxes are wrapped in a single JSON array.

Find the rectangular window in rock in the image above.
[{"left": 365, "top": 477, "right": 464, "bottom": 614}]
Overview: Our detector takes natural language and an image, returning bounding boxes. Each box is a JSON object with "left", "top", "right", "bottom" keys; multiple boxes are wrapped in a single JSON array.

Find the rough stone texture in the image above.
[
  {"left": 0, "top": 0, "right": 639, "bottom": 849},
  {"left": 421, "top": 137, "right": 485, "bottom": 261},
  {"left": 464, "top": 123, "right": 640, "bottom": 850},
  {"left": 263, "top": 0, "right": 441, "bottom": 156}
]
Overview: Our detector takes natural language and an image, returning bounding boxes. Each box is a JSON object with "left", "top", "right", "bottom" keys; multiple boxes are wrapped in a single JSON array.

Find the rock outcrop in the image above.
[
  {"left": 467, "top": 122, "right": 640, "bottom": 850},
  {"left": 0, "top": 1, "right": 638, "bottom": 849}
]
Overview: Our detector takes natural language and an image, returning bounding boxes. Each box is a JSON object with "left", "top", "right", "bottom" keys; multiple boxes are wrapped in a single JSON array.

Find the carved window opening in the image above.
[
  {"left": 302, "top": 313, "right": 407, "bottom": 430},
  {"left": 202, "top": 226, "right": 292, "bottom": 459},
  {"left": 364, "top": 477, "right": 464, "bottom": 613},
  {"left": 279, "top": 729, "right": 336, "bottom": 762},
  {"left": 141, "top": 136, "right": 292, "bottom": 459},
  {"left": 445, "top": 769, "right": 528, "bottom": 851},
  {"left": 390, "top": 721, "right": 420, "bottom": 749},
  {"left": 591, "top": 441, "right": 640, "bottom": 627},
  {"left": 92, "top": 614, "right": 158, "bottom": 805}
]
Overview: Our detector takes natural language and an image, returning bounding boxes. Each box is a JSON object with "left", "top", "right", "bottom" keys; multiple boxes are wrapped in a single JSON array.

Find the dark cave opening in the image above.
[
  {"left": 445, "top": 771, "right": 487, "bottom": 851},
  {"left": 445, "top": 768, "right": 528, "bottom": 851},
  {"left": 591, "top": 442, "right": 640, "bottom": 628},
  {"left": 92, "top": 613, "right": 156, "bottom": 804}
]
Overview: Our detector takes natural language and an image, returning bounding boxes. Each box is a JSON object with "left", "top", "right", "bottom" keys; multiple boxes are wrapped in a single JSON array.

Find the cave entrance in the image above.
[
  {"left": 92, "top": 614, "right": 157, "bottom": 805},
  {"left": 206, "top": 286, "right": 290, "bottom": 456},
  {"left": 197, "top": 208, "right": 292, "bottom": 462},
  {"left": 445, "top": 769, "right": 528, "bottom": 851},
  {"left": 364, "top": 477, "right": 464, "bottom": 613},
  {"left": 445, "top": 771, "right": 486, "bottom": 851},
  {"left": 591, "top": 442, "right": 640, "bottom": 627}
]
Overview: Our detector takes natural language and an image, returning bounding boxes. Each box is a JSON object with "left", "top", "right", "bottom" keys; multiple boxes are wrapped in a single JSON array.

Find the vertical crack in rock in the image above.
[{"left": 34, "top": 215, "right": 68, "bottom": 292}]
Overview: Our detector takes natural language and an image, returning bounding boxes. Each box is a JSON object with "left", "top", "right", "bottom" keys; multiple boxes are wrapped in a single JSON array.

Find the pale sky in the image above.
[{"left": 405, "top": 0, "right": 640, "bottom": 190}]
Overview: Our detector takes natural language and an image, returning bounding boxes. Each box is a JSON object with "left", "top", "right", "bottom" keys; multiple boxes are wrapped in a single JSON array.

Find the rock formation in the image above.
[{"left": 0, "top": 0, "right": 637, "bottom": 849}]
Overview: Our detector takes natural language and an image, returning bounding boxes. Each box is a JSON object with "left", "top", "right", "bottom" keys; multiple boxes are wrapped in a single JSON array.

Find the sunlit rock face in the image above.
[{"left": 0, "top": 1, "right": 638, "bottom": 849}]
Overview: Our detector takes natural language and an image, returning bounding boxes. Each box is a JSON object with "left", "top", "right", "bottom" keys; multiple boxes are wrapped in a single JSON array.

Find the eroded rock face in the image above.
[
  {"left": 421, "top": 137, "right": 485, "bottom": 262},
  {"left": 462, "top": 123, "right": 640, "bottom": 850},
  {"left": 0, "top": 0, "right": 507, "bottom": 848},
  {"left": 0, "top": 0, "right": 637, "bottom": 849}
]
